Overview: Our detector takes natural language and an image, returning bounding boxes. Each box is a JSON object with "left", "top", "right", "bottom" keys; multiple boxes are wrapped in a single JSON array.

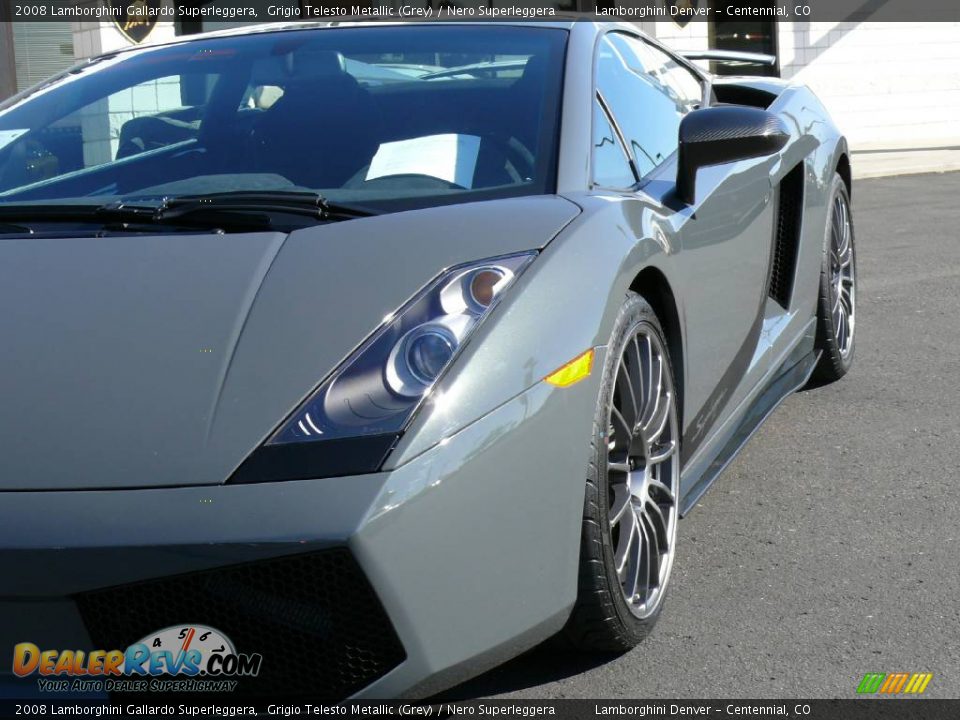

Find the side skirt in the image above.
[{"left": 678, "top": 348, "right": 820, "bottom": 517}]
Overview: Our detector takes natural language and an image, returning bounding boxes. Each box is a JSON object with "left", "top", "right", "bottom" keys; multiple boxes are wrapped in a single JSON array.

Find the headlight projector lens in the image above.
[{"left": 407, "top": 326, "right": 457, "bottom": 385}]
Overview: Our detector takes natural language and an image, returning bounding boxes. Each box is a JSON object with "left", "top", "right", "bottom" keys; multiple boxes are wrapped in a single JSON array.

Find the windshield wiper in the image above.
[
  {"left": 0, "top": 204, "right": 123, "bottom": 235},
  {"left": 0, "top": 191, "right": 377, "bottom": 233},
  {"left": 0, "top": 203, "right": 203, "bottom": 235},
  {"left": 0, "top": 222, "right": 32, "bottom": 235},
  {"left": 0, "top": 204, "right": 102, "bottom": 222},
  {"left": 150, "top": 191, "right": 376, "bottom": 223}
]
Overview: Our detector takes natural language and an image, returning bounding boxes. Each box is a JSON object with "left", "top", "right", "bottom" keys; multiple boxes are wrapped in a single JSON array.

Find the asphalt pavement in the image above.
[{"left": 445, "top": 172, "right": 960, "bottom": 700}]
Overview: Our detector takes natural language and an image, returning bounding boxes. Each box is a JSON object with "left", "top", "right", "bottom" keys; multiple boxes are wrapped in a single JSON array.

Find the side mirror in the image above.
[{"left": 676, "top": 105, "right": 789, "bottom": 205}]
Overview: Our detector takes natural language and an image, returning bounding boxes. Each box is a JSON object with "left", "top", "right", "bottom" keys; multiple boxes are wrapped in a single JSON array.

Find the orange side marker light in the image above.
[{"left": 545, "top": 349, "right": 595, "bottom": 388}]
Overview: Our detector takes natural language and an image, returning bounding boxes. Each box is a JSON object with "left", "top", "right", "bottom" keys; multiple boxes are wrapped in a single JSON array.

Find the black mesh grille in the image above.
[
  {"left": 75, "top": 549, "right": 405, "bottom": 700},
  {"left": 768, "top": 163, "right": 804, "bottom": 309}
]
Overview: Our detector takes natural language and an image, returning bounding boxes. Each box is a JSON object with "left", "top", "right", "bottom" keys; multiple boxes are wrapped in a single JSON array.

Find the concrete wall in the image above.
[
  {"left": 645, "top": 21, "right": 960, "bottom": 152},
  {"left": 778, "top": 22, "right": 960, "bottom": 150},
  {"left": 640, "top": 20, "right": 710, "bottom": 52}
]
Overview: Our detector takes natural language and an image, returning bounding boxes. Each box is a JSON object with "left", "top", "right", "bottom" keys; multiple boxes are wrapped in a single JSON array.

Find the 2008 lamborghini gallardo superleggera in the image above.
[{"left": 0, "top": 19, "right": 855, "bottom": 700}]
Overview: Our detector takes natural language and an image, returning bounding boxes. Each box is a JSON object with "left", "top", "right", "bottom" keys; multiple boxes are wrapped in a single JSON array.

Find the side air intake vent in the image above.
[{"left": 768, "top": 163, "right": 804, "bottom": 309}]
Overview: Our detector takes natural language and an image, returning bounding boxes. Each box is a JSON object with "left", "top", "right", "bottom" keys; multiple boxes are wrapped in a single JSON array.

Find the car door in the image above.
[{"left": 594, "top": 32, "right": 777, "bottom": 465}]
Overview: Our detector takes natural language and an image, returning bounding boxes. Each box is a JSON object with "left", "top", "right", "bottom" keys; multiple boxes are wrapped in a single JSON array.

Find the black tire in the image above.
[
  {"left": 811, "top": 173, "right": 857, "bottom": 383},
  {"left": 563, "top": 292, "right": 680, "bottom": 652}
]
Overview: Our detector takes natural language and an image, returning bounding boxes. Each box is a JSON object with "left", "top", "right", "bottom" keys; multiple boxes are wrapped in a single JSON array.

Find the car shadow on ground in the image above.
[
  {"left": 795, "top": 375, "right": 834, "bottom": 393},
  {"left": 432, "top": 642, "right": 622, "bottom": 700}
]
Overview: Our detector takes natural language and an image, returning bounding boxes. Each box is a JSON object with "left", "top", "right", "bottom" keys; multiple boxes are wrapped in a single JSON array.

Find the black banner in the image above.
[
  {"left": 2, "top": 0, "right": 960, "bottom": 23},
  {"left": 0, "top": 700, "right": 959, "bottom": 719}
]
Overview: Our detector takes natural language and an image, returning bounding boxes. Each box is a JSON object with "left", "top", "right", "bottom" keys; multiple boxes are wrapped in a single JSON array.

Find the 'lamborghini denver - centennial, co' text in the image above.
[{"left": 0, "top": 20, "right": 856, "bottom": 700}]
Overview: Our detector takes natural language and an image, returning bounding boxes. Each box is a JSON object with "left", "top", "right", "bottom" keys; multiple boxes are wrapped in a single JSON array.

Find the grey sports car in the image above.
[{"left": 0, "top": 20, "right": 856, "bottom": 701}]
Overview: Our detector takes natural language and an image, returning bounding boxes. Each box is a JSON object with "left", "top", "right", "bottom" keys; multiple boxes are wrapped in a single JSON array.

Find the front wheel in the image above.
[{"left": 564, "top": 293, "right": 680, "bottom": 652}]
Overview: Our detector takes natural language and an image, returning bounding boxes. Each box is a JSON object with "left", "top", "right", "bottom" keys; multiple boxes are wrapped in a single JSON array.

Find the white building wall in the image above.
[
  {"left": 778, "top": 22, "right": 960, "bottom": 150},
  {"left": 71, "top": 18, "right": 177, "bottom": 62},
  {"left": 645, "top": 21, "right": 960, "bottom": 152},
  {"left": 642, "top": 20, "right": 711, "bottom": 53}
]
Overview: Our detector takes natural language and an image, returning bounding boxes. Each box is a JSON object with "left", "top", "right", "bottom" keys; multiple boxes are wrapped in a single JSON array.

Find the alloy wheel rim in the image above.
[
  {"left": 830, "top": 193, "right": 856, "bottom": 358},
  {"left": 606, "top": 324, "right": 679, "bottom": 619}
]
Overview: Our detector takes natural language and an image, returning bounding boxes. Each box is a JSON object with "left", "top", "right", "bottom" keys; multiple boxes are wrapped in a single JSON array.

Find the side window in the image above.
[
  {"left": 596, "top": 34, "right": 692, "bottom": 177},
  {"left": 84, "top": 75, "right": 208, "bottom": 163},
  {"left": 0, "top": 74, "right": 212, "bottom": 192},
  {"left": 592, "top": 99, "right": 636, "bottom": 189},
  {"left": 613, "top": 35, "right": 704, "bottom": 113},
  {"left": 660, "top": 57, "right": 704, "bottom": 112}
]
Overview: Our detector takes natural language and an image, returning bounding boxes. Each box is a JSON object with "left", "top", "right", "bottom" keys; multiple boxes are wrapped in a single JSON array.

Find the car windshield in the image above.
[{"left": 0, "top": 25, "right": 566, "bottom": 215}]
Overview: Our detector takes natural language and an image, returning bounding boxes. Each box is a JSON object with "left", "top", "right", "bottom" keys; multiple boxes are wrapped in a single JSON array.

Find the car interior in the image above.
[{"left": 0, "top": 36, "right": 560, "bottom": 206}]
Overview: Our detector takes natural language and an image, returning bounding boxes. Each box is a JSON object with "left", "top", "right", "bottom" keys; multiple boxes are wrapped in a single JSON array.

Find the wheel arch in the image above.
[
  {"left": 629, "top": 267, "right": 685, "bottom": 438},
  {"left": 836, "top": 152, "right": 852, "bottom": 198}
]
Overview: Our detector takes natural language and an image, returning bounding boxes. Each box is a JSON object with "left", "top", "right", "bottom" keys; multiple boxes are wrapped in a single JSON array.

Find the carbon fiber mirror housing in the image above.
[{"left": 677, "top": 105, "right": 790, "bottom": 205}]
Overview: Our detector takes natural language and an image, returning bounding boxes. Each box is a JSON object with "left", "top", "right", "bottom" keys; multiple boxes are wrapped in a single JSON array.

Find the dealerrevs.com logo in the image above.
[{"left": 12, "top": 624, "right": 262, "bottom": 693}]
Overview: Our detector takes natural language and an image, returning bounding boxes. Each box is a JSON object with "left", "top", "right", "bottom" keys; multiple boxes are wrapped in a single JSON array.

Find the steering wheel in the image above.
[
  {"left": 494, "top": 135, "right": 537, "bottom": 179},
  {"left": 360, "top": 173, "right": 468, "bottom": 191},
  {"left": 463, "top": 131, "right": 537, "bottom": 181}
]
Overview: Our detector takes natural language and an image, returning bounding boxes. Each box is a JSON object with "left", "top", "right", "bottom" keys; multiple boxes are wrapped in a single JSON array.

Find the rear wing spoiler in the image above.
[{"left": 679, "top": 50, "right": 777, "bottom": 67}]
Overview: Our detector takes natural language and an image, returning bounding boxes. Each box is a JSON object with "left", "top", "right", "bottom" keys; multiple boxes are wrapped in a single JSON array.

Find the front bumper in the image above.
[{"left": 0, "top": 370, "right": 601, "bottom": 700}]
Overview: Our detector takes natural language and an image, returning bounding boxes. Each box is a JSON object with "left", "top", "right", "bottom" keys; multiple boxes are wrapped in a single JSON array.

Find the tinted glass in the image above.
[
  {"left": 0, "top": 26, "right": 566, "bottom": 212},
  {"left": 710, "top": 15, "right": 779, "bottom": 77},
  {"left": 616, "top": 36, "right": 703, "bottom": 113},
  {"left": 596, "top": 34, "right": 692, "bottom": 177},
  {"left": 592, "top": 100, "right": 635, "bottom": 188}
]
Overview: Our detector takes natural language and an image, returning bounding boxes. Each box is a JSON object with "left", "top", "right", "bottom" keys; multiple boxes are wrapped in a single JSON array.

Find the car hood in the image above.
[{"left": 0, "top": 196, "right": 579, "bottom": 490}]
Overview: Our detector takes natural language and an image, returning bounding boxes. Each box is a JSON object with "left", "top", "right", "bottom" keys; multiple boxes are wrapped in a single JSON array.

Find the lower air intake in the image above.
[{"left": 75, "top": 549, "right": 405, "bottom": 700}]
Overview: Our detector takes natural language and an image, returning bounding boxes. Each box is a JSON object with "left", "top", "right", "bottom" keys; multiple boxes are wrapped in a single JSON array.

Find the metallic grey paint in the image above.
[
  {"left": 0, "top": 197, "right": 578, "bottom": 490},
  {"left": 0, "top": 20, "right": 852, "bottom": 700}
]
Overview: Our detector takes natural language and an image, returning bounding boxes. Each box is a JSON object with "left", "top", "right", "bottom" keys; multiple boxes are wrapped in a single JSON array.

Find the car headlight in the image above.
[{"left": 229, "top": 252, "right": 536, "bottom": 484}]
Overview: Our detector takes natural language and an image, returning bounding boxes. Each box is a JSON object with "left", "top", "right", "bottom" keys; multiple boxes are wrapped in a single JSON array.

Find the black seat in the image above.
[
  {"left": 471, "top": 57, "right": 549, "bottom": 186},
  {"left": 252, "top": 49, "right": 383, "bottom": 188}
]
